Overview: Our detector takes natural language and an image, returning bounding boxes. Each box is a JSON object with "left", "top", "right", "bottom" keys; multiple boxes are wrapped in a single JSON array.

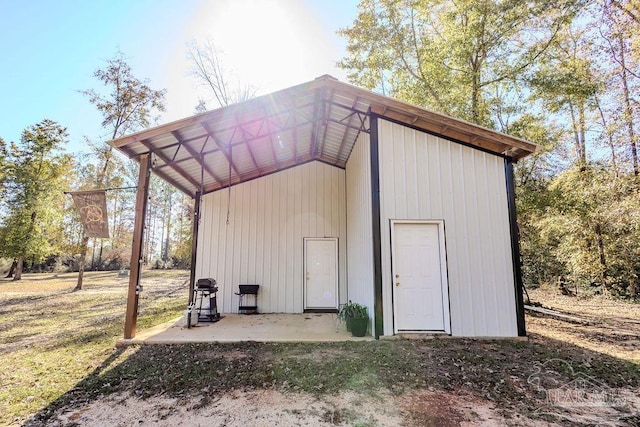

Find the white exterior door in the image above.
[
  {"left": 304, "top": 238, "right": 338, "bottom": 310},
  {"left": 392, "top": 221, "right": 450, "bottom": 332}
]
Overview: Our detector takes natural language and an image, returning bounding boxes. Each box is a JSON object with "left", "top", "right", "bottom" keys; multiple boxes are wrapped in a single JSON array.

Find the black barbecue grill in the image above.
[{"left": 193, "top": 278, "right": 221, "bottom": 322}]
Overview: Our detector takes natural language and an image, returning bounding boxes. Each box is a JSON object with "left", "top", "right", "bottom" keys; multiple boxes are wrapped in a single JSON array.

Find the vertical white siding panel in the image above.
[
  {"left": 346, "top": 133, "right": 374, "bottom": 335},
  {"left": 378, "top": 119, "right": 517, "bottom": 337},
  {"left": 339, "top": 169, "right": 348, "bottom": 305},
  {"left": 483, "top": 156, "right": 498, "bottom": 334},
  {"left": 247, "top": 180, "right": 258, "bottom": 284},
  {"left": 488, "top": 156, "right": 517, "bottom": 336},
  {"left": 293, "top": 166, "right": 303, "bottom": 312},
  {"left": 210, "top": 193, "right": 223, "bottom": 310},
  {"left": 416, "top": 132, "right": 429, "bottom": 218},
  {"left": 255, "top": 178, "right": 265, "bottom": 311},
  {"left": 465, "top": 149, "right": 487, "bottom": 336},
  {"left": 440, "top": 139, "right": 461, "bottom": 335},
  {"left": 230, "top": 185, "right": 241, "bottom": 310},
  {"left": 277, "top": 172, "right": 287, "bottom": 312},
  {"left": 379, "top": 123, "right": 394, "bottom": 336},
  {"left": 196, "top": 161, "right": 346, "bottom": 314}
]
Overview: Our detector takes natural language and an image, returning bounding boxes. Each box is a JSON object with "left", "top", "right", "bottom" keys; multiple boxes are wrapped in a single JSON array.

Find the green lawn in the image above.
[{"left": 0, "top": 270, "right": 188, "bottom": 426}]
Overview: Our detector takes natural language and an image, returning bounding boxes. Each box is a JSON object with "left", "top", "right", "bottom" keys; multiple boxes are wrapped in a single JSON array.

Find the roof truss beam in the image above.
[{"left": 171, "top": 131, "right": 223, "bottom": 186}]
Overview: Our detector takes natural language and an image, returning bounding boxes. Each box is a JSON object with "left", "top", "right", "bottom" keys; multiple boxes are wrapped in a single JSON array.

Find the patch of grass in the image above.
[{"left": 0, "top": 270, "right": 188, "bottom": 426}]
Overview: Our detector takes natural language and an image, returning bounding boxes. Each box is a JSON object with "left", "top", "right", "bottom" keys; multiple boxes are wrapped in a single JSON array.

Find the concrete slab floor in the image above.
[{"left": 118, "top": 313, "right": 373, "bottom": 345}]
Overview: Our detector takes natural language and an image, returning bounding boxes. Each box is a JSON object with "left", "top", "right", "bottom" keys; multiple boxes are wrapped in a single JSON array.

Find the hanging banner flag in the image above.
[{"left": 70, "top": 190, "right": 110, "bottom": 238}]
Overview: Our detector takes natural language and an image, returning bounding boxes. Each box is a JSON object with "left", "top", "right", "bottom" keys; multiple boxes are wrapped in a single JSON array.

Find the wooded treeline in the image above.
[
  {"left": 0, "top": 54, "right": 193, "bottom": 281},
  {"left": 339, "top": 0, "right": 640, "bottom": 297}
]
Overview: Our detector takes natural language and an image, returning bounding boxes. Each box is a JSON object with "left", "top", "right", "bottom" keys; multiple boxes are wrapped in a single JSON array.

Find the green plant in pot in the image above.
[{"left": 339, "top": 301, "right": 369, "bottom": 337}]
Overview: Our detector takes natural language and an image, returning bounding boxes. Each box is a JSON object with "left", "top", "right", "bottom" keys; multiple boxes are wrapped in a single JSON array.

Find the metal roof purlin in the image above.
[
  {"left": 168, "top": 131, "right": 183, "bottom": 162},
  {"left": 309, "top": 87, "right": 324, "bottom": 158},
  {"left": 174, "top": 132, "right": 223, "bottom": 186},
  {"left": 319, "top": 88, "right": 334, "bottom": 157},
  {"left": 201, "top": 122, "right": 240, "bottom": 180},
  {"left": 140, "top": 139, "right": 201, "bottom": 190},
  {"left": 335, "top": 96, "right": 363, "bottom": 165},
  {"left": 237, "top": 116, "right": 261, "bottom": 173}
]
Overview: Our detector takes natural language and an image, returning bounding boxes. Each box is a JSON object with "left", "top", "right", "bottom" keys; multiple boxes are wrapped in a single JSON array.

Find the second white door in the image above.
[
  {"left": 392, "top": 222, "right": 449, "bottom": 332},
  {"left": 304, "top": 238, "right": 338, "bottom": 310}
]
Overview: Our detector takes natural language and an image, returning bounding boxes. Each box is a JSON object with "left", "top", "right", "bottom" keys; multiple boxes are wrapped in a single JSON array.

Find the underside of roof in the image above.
[{"left": 110, "top": 75, "right": 539, "bottom": 198}]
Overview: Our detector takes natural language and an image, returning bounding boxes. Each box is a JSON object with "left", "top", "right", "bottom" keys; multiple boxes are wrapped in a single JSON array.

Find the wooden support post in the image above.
[
  {"left": 188, "top": 191, "right": 201, "bottom": 306},
  {"left": 124, "top": 154, "right": 152, "bottom": 339}
]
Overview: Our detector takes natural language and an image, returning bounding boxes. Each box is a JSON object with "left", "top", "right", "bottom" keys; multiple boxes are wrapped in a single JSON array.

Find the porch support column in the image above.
[
  {"left": 505, "top": 157, "right": 526, "bottom": 337},
  {"left": 369, "top": 114, "right": 384, "bottom": 339},
  {"left": 124, "top": 153, "right": 152, "bottom": 339},
  {"left": 187, "top": 191, "right": 202, "bottom": 307}
]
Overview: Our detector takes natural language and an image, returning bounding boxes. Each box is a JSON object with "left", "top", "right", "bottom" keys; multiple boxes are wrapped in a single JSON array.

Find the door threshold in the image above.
[{"left": 304, "top": 309, "right": 338, "bottom": 314}]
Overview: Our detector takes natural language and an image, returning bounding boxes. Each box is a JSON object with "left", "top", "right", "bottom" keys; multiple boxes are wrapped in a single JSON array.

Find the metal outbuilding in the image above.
[{"left": 110, "top": 75, "right": 538, "bottom": 339}]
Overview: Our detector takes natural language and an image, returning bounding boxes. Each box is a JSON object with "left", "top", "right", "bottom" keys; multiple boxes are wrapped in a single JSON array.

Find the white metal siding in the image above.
[
  {"left": 196, "top": 161, "right": 347, "bottom": 313},
  {"left": 345, "top": 132, "right": 374, "bottom": 335},
  {"left": 378, "top": 119, "right": 517, "bottom": 337}
]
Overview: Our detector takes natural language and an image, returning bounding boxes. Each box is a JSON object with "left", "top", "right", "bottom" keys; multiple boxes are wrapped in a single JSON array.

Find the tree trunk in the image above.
[
  {"left": 5, "top": 259, "right": 17, "bottom": 278},
  {"left": 578, "top": 101, "right": 587, "bottom": 167},
  {"left": 618, "top": 37, "right": 638, "bottom": 176},
  {"left": 594, "top": 223, "right": 608, "bottom": 289},
  {"left": 595, "top": 96, "right": 619, "bottom": 175},
  {"left": 97, "top": 238, "right": 104, "bottom": 269},
  {"left": 13, "top": 256, "right": 24, "bottom": 281},
  {"left": 13, "top": 211, "right": 38, "bottom": 281},
  {"left": 75, "top": 234, "right": 89, "bottom": 291},
  {"left": 164, "top": 192, "right": 172, "bottom": 263}
]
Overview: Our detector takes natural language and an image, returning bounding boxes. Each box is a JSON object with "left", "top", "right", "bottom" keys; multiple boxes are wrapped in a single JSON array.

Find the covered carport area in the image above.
[{"left": 110, "top": 75, "right": 373, "bottom": 339}]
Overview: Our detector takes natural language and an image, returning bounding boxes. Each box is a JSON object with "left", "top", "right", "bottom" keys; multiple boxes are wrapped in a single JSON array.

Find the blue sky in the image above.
[{"left": 0, "top": 0, "right": 358, "bottom": 154}]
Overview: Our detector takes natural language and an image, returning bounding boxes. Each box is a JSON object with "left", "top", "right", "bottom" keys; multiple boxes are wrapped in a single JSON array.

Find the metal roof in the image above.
[{"left": 110, "top": 75, "right": 539, "bottom": 198}]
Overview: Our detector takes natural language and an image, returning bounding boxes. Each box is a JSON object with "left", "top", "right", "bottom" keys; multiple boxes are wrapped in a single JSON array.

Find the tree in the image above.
[
  {"left": 0, "top": 138, "right": 7, "bottom": 196},
  {"left": 0, "top": 120, "right": 73, "bottom": 280},
  {"left": 528, "top": 26, "right": 601, "bottom": 167},
  {"left": 599, "top": 1, "right": 640, "bottom": 176},
  {"left": 75, "top": 52, "right": 166, "bottom": 290},
  {"left": 338, "top": 0, "right": 581, "bottom": 127},
  {"left": 187, "top": 39, "right": 257, "bottom": 109}
]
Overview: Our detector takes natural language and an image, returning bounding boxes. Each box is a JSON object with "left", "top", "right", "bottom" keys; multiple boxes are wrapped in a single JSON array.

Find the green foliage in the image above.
[
  {"left": 71, "top": 52, "right": 167, "bottom": 278},
  {"left": 339, "top": 301, "right": 369, "bottom": 320},
  {"left": 519, "top": 164, "right": 640, "bottom": 297},
  {"left": 342, "top": 0, "right": 639, "bottom": 299},
  {"left": 80, "top": 52, "right": 166, "bottom": 140},
  {"left": 0, "top": 138, "right": 7, "bottom": 197},
  {"left": 339, "top": 0, "right": 581, "bottom": 126},
  {"left": 0, "top": 120, "right": 74, "bottom": 268}
]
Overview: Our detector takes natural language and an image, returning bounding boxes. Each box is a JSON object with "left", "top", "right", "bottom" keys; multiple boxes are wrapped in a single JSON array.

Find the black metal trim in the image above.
[
  {"left": 505, "top": 159, "right": 526, "bottom": 336},
  {"left": 370, "top": 114, "right": 384, "bottom": 339},
  {"left": 379, "top": 116, "right": 508, "bottom": 160}
]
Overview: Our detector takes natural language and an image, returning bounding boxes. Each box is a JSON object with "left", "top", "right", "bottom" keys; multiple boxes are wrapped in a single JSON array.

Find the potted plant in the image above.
[{"left": 339, "top": 301, "right": 369, "bottom": 337}]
